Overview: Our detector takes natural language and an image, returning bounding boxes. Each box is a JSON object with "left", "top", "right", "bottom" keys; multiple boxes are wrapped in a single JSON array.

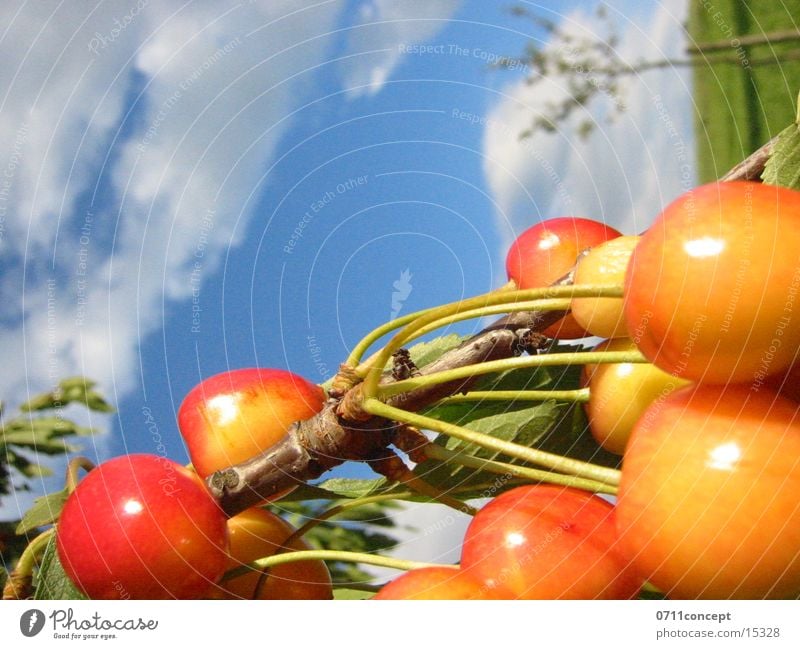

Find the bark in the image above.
[{"left": 207, "top": 141, "right": 771, "bottom": 516}]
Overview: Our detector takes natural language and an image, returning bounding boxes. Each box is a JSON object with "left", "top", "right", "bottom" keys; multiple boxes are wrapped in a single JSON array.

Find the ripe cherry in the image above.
[
  {"left": 178, "top": 368, "right": 325, "bottom": 479},
  {"left": 461, "top": 485, "right": 641, "bottom": 599},
  {"left": 617, "top": 384, "right": 800, "bottom": 598},
  {"left": 56, "top": 454, "right": 229, "bottom": 600},
  {"left": 373, "top": 566, "right": 511, "bottom": 600},
  {"left": 212, "top": 507, "right": 332, "bottom": 600},
  {"left": 572, "top": 235, "right": 640, "bottom": 339},
  {"left": 623, "top": 181, "right": 800, "bottom": 384},
  {"left": 581, "top": 338, "right": 690, "bottom": 455},
  {"left": 506, "top": 217, "right": 622, "bottom": 339}
]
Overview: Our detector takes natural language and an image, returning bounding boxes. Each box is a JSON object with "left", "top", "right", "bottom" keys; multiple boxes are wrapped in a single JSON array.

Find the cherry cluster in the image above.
[
  {"left": 377, "top": 180, "right": 800, "bottom": 599},
  {"left": 57, "top": 369, "right": 331, "bottom": 599},
  {"left": 51, "top": 179, "right": 800, "bottom": 600}
]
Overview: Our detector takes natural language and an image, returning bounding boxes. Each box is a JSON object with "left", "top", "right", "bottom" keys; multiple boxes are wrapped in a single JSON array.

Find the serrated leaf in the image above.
[
  {"left": 762, "top": 122, "right": 800, "bottom": 190},
  {"left": 16, "top": 488, "right": 69, "bottom": 535},
  {"left": 406, "top": 334, "right": 469, "bottom": 369},
  {"left": 414, "top": 400, "right": 566, "bottom": 490},
  {"left": 416, "top": 352, "right": 617, "bottom": 492},
  {"left": 333, "top": 587, "right": 375, "bottom": 600},
  {"left": 34, "top": 535, "right": 87, "bottom": 600},
  {"left": 282, "top": 477, "right": 389, "bottom": 502}
]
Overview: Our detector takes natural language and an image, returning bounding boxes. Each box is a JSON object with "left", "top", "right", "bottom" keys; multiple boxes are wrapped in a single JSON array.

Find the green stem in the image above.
[
  {"left": 378, "top": 350, "right": 645, "bottom": 399},
  {"left": 347, "top": 282, "right": 520, "bottom": 369},
  {"left": 441, "top": 388, "right": 591, "bottom": 404},
  {"left": 347, "top": 308, "right": 437, "bottom": 368},
  {"left": 423, "top": 445, "right": 616, "bottom": 495},
  {"left": 393, "top": 298, "right": 573, "bottom": 353},
  {"left": 2, "top": 528, "right": 54, "bottom": 600},
  {"left": 363, "top": 398, "right": 621, "bottom": 486},
  {"left": 281, "top": 477, "right": 532, "bottom": 550},
  {"left": 397, "top": 470, "right": 478, "bottom": 516},
  {"left": 65, "top": 457, "right": 95, "bottom": 493},
  {"left": 223, "top": 550, "right": 445, "bottom": 582},
  {"left": 361, "top": 284, "right": 623, "bottom": 399},
  {"left": 282, "top": 493, "right": 410, "bottom": 549}
]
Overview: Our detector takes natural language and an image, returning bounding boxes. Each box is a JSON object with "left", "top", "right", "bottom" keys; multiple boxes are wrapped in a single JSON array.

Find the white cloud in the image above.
[
  {"left": 338, "top": 0, "right": 462, "bottom": 96},
  {"left": 0, "top": 0, "right": 346, "bottom": 410},
  {"left": 482, "top": 0, "right": 695, "bottom": 262}
]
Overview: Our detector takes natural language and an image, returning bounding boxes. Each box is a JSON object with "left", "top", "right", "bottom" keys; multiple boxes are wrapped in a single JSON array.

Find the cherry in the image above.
[
  {"left": 373, "top": 566, "right": 510, "bottom": 600},
  {"left": 506, "top": 217, "right": 622, "bottom": 339},
  {"left": 56, "top": 454, "right": 229, "bottom": 599},
  {"left": 212, "top": 507, "right": 331, "bottom": 600},
  {"left": 581, "top": 338, "right": 690, "bottom": 454},
  {"left": 572, "top": 235, "right": 640, "bottom": 339},
  {"left": 178, "top": 368, "right": 325, "bottom": 479},
  {"left": 461, "top": 485, "right": 641, "bottom": 599},
  {"left": 623, "top": 181, "right": 800, "bottom": 384},
  {"left": 617, "top": 384, "right": 800, "bottom": 598}
]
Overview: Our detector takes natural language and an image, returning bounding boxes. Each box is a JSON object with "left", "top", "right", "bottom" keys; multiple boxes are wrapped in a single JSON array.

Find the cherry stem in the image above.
[
  {"left": 346, "top": 308, "right": 438, "bottom": 369},
  {"left": 346, "top": 282, "right": 520, "bottom": 370},
  {"left": 387, "top": 298, "right": 572, "bottom": 352},
  {"left": 422, "top": 445, "right": 617, "bottom": 495},
  {"left": 223, "top": 550, "right": 445, "bottom": 582},
  {"left": 376, "top": 349, "right": 646, "bottom": 400},
  {"left": 393, "top": 468, "right": 478, "bottom": 516},
  {"left": 361, "top": 284, "right": 623, "bottom": 400},
  {"left": 2, "top": 528, "right": 54, "bottom": 600},
  {"left": 363, "top": 398, "right": 621, "bottom": 487},
  {"left": 440, "top": 388, "right": 591, "bottom": 404},
  {"left": 279, "top": 477, "right": 532, "bottom": 551},
  {"left": 65, "top": 457, "right": 95, "bottom": 493}
]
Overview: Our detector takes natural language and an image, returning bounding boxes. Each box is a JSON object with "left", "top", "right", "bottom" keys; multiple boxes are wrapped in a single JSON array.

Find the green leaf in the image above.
[
  {"left": 282, "top": 477, "right": 389, "bottom": 502},
  {"left": 333, "top": 587, "right": 375, "bottom": 600},
  {"left": 16, "top": 488, "right": 69, "bottom": 535},
  {"left": 416, "top": 353, "right": 617, "bottom": 492},
  {"left": 58, "top": 376, "right": 97, "bottom": 391},
  {"left": 0, "top": 429, "right": 76, "bottom": 454},
  {"left": 762, "top": 122, "right": 800, "bottom": 190},
  {"left": 34, "top": 534, "right": 87, "bottom": 600},
  {"left": 6, "top": 451, "right": 52, "bottom": 478},
  {"left": 84, "top": 391, "right": 115, "bottom": 413},
  {"left": 19, "top": 378, "right": 115, "bottom": 414},
  {"left": 406, "top": 334, "right": 469, "bottom": 369}
]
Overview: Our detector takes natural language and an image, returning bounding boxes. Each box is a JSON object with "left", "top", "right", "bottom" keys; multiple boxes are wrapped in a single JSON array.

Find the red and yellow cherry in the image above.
[
  {"left": 178, "top": 368, "right": 325, "bottom": 479},
  {"left": 212, "top": 507, "right": 331, "bottom": 600},
  {"left": 572, "top": 235, "right": 640, "bottom": 339},
  {"left": 374, "top": 566, "right": 511, "bottom": 600},
  {"left": 617, "top": 384, "right": 800, "bottom": 598},
  {"left": 581, "top": 338, "right": 690, "bottom": 455},
  {"left": 460, "top": 485, "right": 641, "bottom": 599},
  {"left": 623, "top": 181, "right": 800, "bottom": 384},
  {"left": 56, "top": 454, "right": 229, "bottom": 600},
  {"left": 506, "top": 217, "right": 622, "bottom": 339}
]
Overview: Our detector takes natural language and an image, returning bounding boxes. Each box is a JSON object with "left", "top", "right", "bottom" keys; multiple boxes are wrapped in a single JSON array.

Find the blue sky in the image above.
[{"left": 0, "top": 0, "right": 694, "bottom": 546}]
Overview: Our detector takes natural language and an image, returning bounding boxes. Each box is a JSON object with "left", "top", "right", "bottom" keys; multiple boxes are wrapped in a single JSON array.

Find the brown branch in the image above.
[
  {"left": 720, "top": 135, "right": 777, "bottom": 182},
  {"left": 207, "top": 141, "right": 773, "bottom": 516}
]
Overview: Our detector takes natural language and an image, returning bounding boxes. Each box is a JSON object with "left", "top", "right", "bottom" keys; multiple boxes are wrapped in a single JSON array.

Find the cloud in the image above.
[
  {"left": 482, "top": 0, "right": 695, "bottom": 261},
  {"left": 0, "top": 1, "right": 349, "bottom": 413},
  {"left": 338, "top": 0, "right": 462, "bottom": 96}
]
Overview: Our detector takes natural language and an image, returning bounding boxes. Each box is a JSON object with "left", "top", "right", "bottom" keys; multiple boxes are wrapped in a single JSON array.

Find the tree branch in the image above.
[{"left": 206, "top": 143, "right": 771, "bottom": 516}]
